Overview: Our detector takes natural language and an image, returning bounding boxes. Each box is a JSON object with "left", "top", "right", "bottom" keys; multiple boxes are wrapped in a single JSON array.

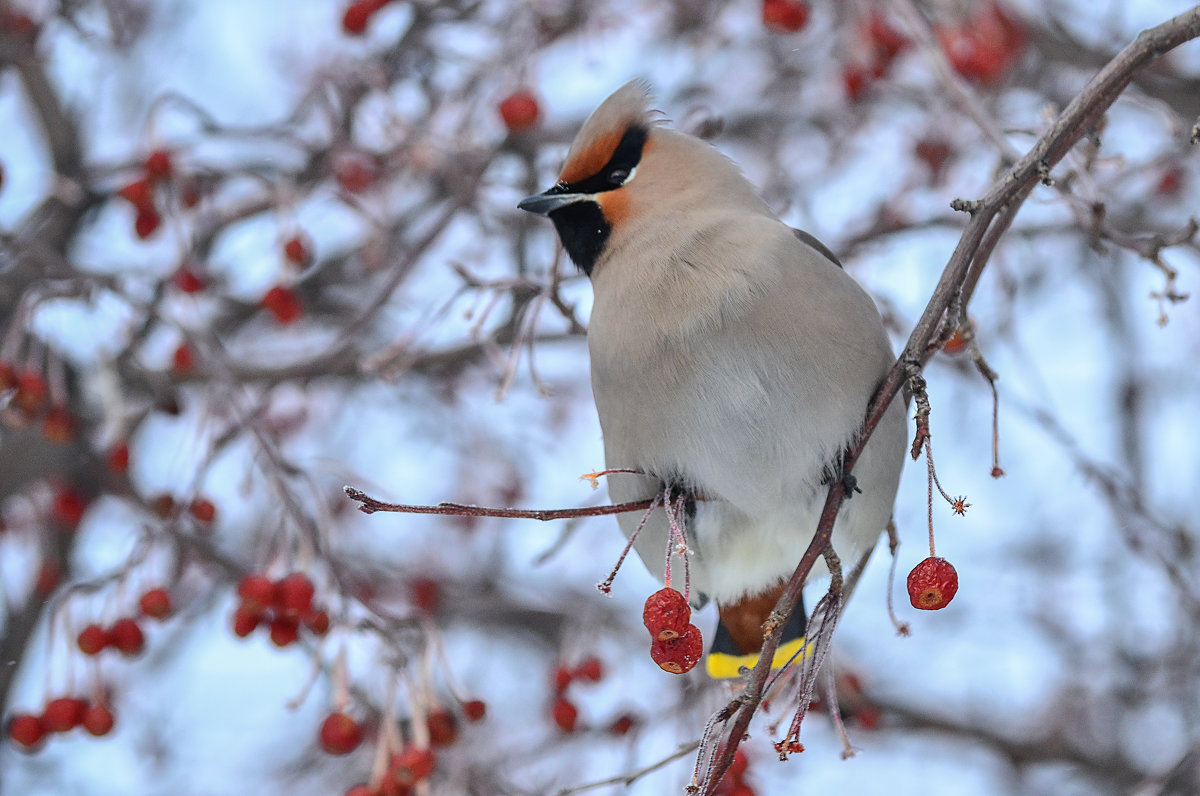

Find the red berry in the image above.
[
  {"left": 144, "top": 149, "right": 173, "bottom": 181},
  {"left": 106, "top": 442, "right": 130, "bottom": 473},
  {"left": 342, "top": 0, "right": 388, "bottom": 35},
  {"left": 906, "top": 556, "right": 959, "bottom": 610},
  {"left": 649, "top": 623, "right": 704, "bottom": 674},
  {"left": 179, "top": 179, "right": 202, "bottom": 208},
  {"left": 333, "top": 151, "right": 378, "bottom": 193},
  {"left": 274, "top": 572, "right": 316, "bottom": 618},
  {"left": 729, "top": 747, "right": 750, "bottom": 780},
  {"left": 1157, "top": 166, "right": 1184, "bottom": 197},
  {"left": 77, "top": 624, "right": 110, "bottom": 656},
  {"left": 642, "top": 587, "right": 691, "bottom": 641},
  {"left": 34, "top": 562, "right": 60, "bottom": 596},
  {"left": 462, "top": 699, "right": 486, "bottom": 722},
  {"left": 52, "top": 488, "right": 87, "bottom": 528},
  {"left": 867, "top": 11, "right": 908, "bottom": 60},
  {"left": 41, "top": 405, "right": 76, "bottom": 443},
  {"left": 762, "top": 0, "right": 809, "bottom": 33},
  {"left": 283, "top": 235, "right": 312, "bottom": 268},
  {"left": 915, "top": 138, "right": 952, "bottom": 179},
  {"left": 609, "top": 713, "right": 636, "bottom": 736},
  {"left": 551, "top": 698, "right": 578, "bottom": 733},
  {"left": 410, "top": 577, "right": 440, "bottom": 615},
  {"left": 188, "top": 498, "right": 216, "bottom": 523},
  {"left": 118, "top": 178, "right": 153, "bottom": 209},
  {"left": 150, "top": 494, "right": 176, "bottom": 518},
  {"left": 172, "top": 343, "right": 194, "bottom": 373},
  {"left": 343, "top": 786, "right": 374, "bottom": 796},
  {"left": 574, "top": 656, "right": 603, "bottom": 683},
  {"left": 8, "top": 713, "right": 45, "bottom": 750},
  {"left": 139, "top": 588, "right": 172, "bottom": 620},
  {"left": 173, "top": 266, "right": 206, "bottom": 293},
  {"left": 389, "top": 744, "right": 436, "bottom": 785},
  {"left": 318, "top": 712, "right": 364, "bottom": 755},
  {"left": 232, "top": 605, "right": 261, "bottom": 638},
  {"left": 269, "top": 616, "right": 300, "bottom": 647},
  {"left": 14, "top": 369, "right": 46, "bottom": 413},
  {"left": 498, "top": 92, "right": 539, "bottom": 133},
  {"left": 303, "top": 609, "right": 331, "bottom": 635},
  {"left": 262, "top": 285, "right": 303, "bottom": 325},
  {"left": 843, "top": 67, "right": 872, "bottom": 102},
  {"left": 426, "top": 708, "right": 458, "bottom": 747},
  {"left": 109, "top": 618, "right": 145, "bottom": 655},
  {"left": 41, "top": 697, "right": 85, "bottom": 733},
  {"left": 942, "top": 326, "right": 968, "bottom": 355},
  {"left": 134, "top": 205, "right": 161, "bottom": 239},
  {"left": 552, "top": 664, "right": 573, "bottom": 694},
  {"left": 238, "top": 574, "right": 276, "bottom": 613},
  {"left": 82, "top": 702, "right": 115, "bottom": 736}
]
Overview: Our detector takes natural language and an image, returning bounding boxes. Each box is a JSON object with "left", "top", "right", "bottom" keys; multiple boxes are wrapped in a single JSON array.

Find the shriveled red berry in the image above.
[
  {"left": 551, "top": 698, "right": 578, "bottom": 733},
  {"left": 907, "top": 556, "right": 959, "bottom": 610},
  {"left": 109, "top": 618, "right": 145, "bottom": 655},
  {"left": 426, "top": 708, "right": 458, "bottom": 747},
  {"left": 574, "top": 656, "right": 603, "bottom": 682},
  {"left": 237, "top": 573, "right": 276, "bottom": 613},
  {"left": 262, "top": 285, "right": 303, "bottom": 325},
  {"left": 283, "top": 235, "right": 312, "bottom": 268},
  {"left": 389, "top": 744, "right": 436, "bottom": 785},
  {"left": 8, "top": 713, "right": 45, "bottom": 750},
  {"left": 41, "top": 697, "right": 85, "bottom": 733},
  {"left": 498, "top": 91, "right": 539, "bottom": 133},
  {"left": 762, "top": 0, "right": 809, "bottom": 32},
  {"left": 138, "top": 588, "right": 172, "bottom": 620},
  {"left": 274, "top": 573, "right": 315, "bottom": 618},
  {"left": 77, "top": 624, "right": 110, "bottom": 656},
  {"left": 144, "top": 149, "right": 173, "bottom": 181},
  {"left": 642, "top": 587, "right": 691, "bottom": 641},
  {"left": 462, "top": 699, "right": 486, "bottom": 722},
  {"left": 232, "top": 605, "right": 261, "bottom": 638},
  {"left": 650, "top": 623, "right": 704, "bottom": 674},
  {"left": 269, "top": 616, "right": 300, "bottom": 647},
  {"left": 319, "top": 711, "right": 364, "bottom": 755},
  {"left": 81, "top": 702, "right": 115, "bottom": 736},
  {"left": 188, "top": 498, "right": 216, "bottom": 523}
]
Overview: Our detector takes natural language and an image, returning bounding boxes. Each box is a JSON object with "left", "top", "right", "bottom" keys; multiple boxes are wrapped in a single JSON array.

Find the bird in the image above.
[{"left": 518, "top": 81, "right": 907, "bottom": 678}]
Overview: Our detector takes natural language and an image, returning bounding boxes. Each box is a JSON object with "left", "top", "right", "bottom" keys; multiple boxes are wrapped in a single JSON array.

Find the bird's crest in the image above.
[{"left": 559, "top": 80, "right": 662, "bottom": 184}]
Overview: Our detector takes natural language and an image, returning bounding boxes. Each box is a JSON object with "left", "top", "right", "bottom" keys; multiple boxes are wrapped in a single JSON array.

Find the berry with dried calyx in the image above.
[
  {"left": 649, "top": 623, "right": 704, "bottom": 674},
  {"left": 642, "top": 587, "right": 691, "bottom": 641},
  {"left": 907, "top": 556, "right": 959, "bottom": 610},
  {"left": 318, "top": 712, "right": 363, "bottom": 755}
]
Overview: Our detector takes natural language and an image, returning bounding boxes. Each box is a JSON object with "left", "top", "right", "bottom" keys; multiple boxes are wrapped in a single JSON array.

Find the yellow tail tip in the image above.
[{"left": 705, "top": 636, "right": 810, "bottom": 679}]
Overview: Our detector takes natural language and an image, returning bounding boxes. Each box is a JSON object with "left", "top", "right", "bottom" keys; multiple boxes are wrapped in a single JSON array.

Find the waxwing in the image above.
[{"left": 519, "top": 81, "right": 907, "bottom": 678}]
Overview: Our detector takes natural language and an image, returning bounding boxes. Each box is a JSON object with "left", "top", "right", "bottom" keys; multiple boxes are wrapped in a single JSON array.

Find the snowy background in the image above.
[{"left": 1, "top": 0, "right": 1199, "bottom": 794}]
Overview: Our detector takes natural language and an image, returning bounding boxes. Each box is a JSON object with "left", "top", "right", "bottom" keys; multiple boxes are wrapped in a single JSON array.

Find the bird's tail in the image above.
[{"left": 705, "top": 584, "right": 807, "bottom": 679}]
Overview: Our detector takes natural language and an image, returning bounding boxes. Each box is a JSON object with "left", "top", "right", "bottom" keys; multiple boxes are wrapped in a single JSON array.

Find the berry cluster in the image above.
[
  {"left": 0, "top": 362, "right": 79, "bottom": 446},
  {"left": 116, "top": 149, "right": 174, "bottom": 240},
  {"left": 549, "top": 656, "right": 603, "bottom": 733},
  {"left": 8, "top": 696, "right": 116, "bottom": 751},
  {"left": 232, "top": 572, "right": 329, "bottom": 646},
  {"left": 642, "top": 588, "right": 703, "bottom": 674}
]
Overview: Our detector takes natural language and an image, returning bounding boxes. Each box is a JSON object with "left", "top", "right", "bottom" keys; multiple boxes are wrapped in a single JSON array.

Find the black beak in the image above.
[{"left": 517, "top": 189, "right": 590, "bottom": 216}]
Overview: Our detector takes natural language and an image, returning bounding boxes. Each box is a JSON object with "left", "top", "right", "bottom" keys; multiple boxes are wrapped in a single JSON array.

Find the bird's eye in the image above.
[{"left": 608, "top": 168, "right": 629, "bottom": 185}]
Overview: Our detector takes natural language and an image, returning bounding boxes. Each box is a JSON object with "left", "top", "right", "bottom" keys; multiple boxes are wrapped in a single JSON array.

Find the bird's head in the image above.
[{"left": 518, "top": 81, "right": 768, "bottom": 276}]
